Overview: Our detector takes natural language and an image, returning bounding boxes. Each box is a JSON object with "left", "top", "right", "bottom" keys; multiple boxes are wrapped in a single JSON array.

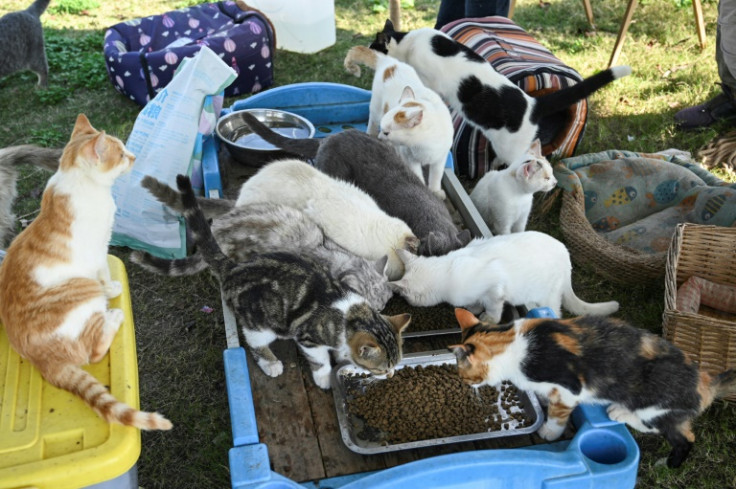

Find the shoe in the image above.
[{"left": 675, "top": 91, "right": 736, "bottom": 130}]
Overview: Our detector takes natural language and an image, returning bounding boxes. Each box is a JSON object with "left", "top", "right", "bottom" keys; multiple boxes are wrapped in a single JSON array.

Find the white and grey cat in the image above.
[
  {"left": 240, "top": 113, "right": 471, "bottom": 257},
  {"left": 172, "top": 174, "right": 411, "bottom": 389},
  {"left": 235, "top": 158, "right": 418, "bottom": 280},
  {"left": 470, "top": 139, "right": 557, "bottom": 235},
  {"left": 344, "top": 45, "right": 453, "bottom": 199},
  {"left": 0, "top": 144, "right": 62, "bottom": 246},
  {"left": 368, "top": 20, "right": 631, "bottom": 170},
  {"left": 389, "top": 232, "right": 619, "bottom": 322},
  {"left": 132, "top": 176, "right": 394, "bottom": 311},
  {"left": 0, "top": 0, "right": 50, "bottom": 86}
]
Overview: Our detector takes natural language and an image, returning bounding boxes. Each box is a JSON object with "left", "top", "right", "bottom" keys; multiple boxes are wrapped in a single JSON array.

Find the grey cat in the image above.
[
  {"left": 132, "top": 176, "right": 394, "bottom": 311},
  {"left": 171, "top": 174, "right": 411, "bottom": 389},
  {"left": 241, "top": 112, "right": 471, "bottom": 256},
  {"left": 0, "top": 0, "right": 50, "bottom": 87},
  {"left": 0, "top": 144, "right": 62, "bottom": 246}
]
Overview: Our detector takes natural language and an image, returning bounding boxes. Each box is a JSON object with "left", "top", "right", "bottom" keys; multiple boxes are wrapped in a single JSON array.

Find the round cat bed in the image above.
[
  {"left": 441, "top": 16, "right": 588, "bottom": 180},
  {"left": 103, "top": 1, "right": 275, "bottom": 106}
]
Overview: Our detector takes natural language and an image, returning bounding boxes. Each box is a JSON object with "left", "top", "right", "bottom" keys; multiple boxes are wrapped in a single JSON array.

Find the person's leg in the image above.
[
  {"left": 465, "top": 0, "right": 510, "bottom": 18},
  {"left": 676, "top": 0, "right": 736, "bottom": 129},
  {"left": 435, "top": 0, "right": 466, "bottom": 29}
]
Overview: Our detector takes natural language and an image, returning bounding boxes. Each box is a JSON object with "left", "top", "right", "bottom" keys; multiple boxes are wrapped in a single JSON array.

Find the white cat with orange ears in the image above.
[{"left": 0, "top": 114, "right": 172, "bottom": 431}]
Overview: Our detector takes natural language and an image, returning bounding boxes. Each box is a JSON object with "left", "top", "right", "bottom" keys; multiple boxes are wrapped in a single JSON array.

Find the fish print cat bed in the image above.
[{"left": 555, "top": 150, "right": 736, "bottom": 280}]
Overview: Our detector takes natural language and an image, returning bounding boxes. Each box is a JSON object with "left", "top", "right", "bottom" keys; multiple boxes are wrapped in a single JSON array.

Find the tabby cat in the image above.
[
  {"left": 344, "top": 45, "right": 454, "bottom": 199},
  {"left": 0, "top": 144, "right": 62, "bottom": 246},
  {"left": 240, "top": 113, "right": 469, "bottom": 256},
  {"left": 469, "top": 139, "right": 557, "bottom": 235},
  {"left": 133, "top": 176, "right": 393, "bottom": 311},
  {"left": 172, "top": 174, "right": 411, "bottom": 389},
  {"left": 450, "top": 308, "right": 736, "bottom": 468},
  {"left": 390, "top": 232, "right": 619, "bottom": 322},
  {"left": 0, "top": 0, "right": 50, "bottom": 86},
  {"left": 368, "top": 20, "right": 631, "bottom": 170},
  {"left": 0, "top": 114, "right": 172, "bottom": 430}
]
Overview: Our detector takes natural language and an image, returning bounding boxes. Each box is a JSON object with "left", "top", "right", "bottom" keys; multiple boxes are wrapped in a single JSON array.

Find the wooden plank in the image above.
[
  {"left": 247, "top": 340, "right": 325, "bottom": 482},
  {"left": 301, "top": 356, "right": 389, "bottom": 479}
]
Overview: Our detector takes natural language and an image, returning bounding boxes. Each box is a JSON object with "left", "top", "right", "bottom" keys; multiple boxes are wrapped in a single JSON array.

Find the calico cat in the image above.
[
  {"left": 344, "top": 45, "right": 454, "bottom": 199},
  {"left": 449, "top": 308, "right": 736, "bottom": 468},
  {"left": 132, "top": 176, "right": 393, "bottom": 311},
  {"left": 0, "top": 114, "right": 172, "bottom": 430},
  {"left": 469, "top": 139, "right": 557, "bottom": 235},
  {"left": 0, "top": 0, "right": 50, "bottom": 86},
  {"left": 235, "top": 158, "right": 419, "bottom": 280},
  {"left": 240, "top": 112, "right": 470, "bottom": 256},
  {"left": 0, "top": 144, "right": 63, "bottom": 246},
  {"left": 389, "top": 232, "right": 619, "bottom": 322},
  {"left": 172, "top": 174, "right": 411, "bottom": 389},
  {"left": 368, "top": 20, "right": 632, "bottom": 169}
]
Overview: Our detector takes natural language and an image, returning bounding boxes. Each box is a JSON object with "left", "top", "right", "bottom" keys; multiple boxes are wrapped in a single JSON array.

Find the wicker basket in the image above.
[
  {"left": 663, "top": 223, "right": 736, "bottom": 400},
  {"left": 558, "top": 188, "right": 667, "bottom": 285}
]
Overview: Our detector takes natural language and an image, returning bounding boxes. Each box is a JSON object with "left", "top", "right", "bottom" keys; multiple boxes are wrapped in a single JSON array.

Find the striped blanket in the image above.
[{"left": 441, "top": 16, "right": 587, "bottom": 179}]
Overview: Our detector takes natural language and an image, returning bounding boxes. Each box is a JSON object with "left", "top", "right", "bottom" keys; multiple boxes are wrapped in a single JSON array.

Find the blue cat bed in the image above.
[
  {"left": 555, "top": 150, "right": 736, "bottom": 285},
  {"left": 213, "top": 82, "right": 640, "bottom": 489}
]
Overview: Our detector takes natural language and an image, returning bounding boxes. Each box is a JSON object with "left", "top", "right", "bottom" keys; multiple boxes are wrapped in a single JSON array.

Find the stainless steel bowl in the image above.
[{"left": 215, "top": 108, "right": 316, "bottom": 167}]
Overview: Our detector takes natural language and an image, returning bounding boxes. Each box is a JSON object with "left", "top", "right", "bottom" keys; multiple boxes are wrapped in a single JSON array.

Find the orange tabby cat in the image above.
[{"left": 0, "top": 114, "right": 172, "bottom": 430}]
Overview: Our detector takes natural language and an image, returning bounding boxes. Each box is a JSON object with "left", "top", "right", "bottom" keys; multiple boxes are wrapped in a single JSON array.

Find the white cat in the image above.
[
  {"left": 369, "top": 20, "right": 631, "bottom": 170},
  {"left": 389, "top": 232, "right": 619, "bottom": 322},
  {"left": 344, "top": 45, "right": 453, "bottom": 199},
  {"left": 235, "top": 158, "right": 418, "bottom": 280},
  {"left": 470, "top": 139, "right": 557, "bottom": 235}
]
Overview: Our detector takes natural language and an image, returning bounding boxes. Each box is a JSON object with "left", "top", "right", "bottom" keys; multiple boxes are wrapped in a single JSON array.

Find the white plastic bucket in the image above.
[{"left": 247, "top": 0, "right": 336, "bottom": 54}]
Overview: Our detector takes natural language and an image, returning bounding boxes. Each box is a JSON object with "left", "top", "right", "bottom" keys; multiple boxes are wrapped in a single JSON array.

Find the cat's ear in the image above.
[
  {"left": 403, "top": 236, "right": 420, "bottom": 254},
  {"left": 448, "top": 343, "right": 473, "bottom": 368},
  {"left": 71, "top": 114, "right": 98, "bottom": 139},
  {"left": 455, "top": 308, "right": 480, "bottom": 330},
  {"left": 388, "top": 279, "right": 406, "bottom": 294},
  {"left": 529, "top": 139, "right": 543, "bottom": 158},
  {"left": 80, "top": 132, "right": 110, "bottom": 166},
  {"left": 399, "top": 86, "right": 416, "bottom": 103},
  {"left": 456, "top": 229, "right": 472, "bottom": 246},
  {"left": 374, "top": 255, "right": 390, "bottom": 276},
  {"left": 383, "top": 19, "right": 395, "bottom": 33},
  {"left": 358, "top": 337, "right": 381, "bottom": 360},
  {"left": 386, "top": 313, "right": 411, "bottom": 334},
  {"left": 399, "top": 106, "right": 423, "bottom": 128}
]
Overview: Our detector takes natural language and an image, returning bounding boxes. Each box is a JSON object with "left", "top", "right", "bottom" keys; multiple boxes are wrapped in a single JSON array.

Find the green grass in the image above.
[{"left": 1, "top": 0, "right": 734, "bottom": 487}]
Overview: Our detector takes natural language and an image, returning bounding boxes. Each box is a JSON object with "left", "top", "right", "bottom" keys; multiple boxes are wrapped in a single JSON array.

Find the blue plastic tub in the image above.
[{"left": 216, "top": 82, "right": 641, "bottom": 489}]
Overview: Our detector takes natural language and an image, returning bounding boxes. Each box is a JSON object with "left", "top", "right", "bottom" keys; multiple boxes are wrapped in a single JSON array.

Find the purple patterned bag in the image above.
[{"left": 104, "top": 1, "right": 274, "bottom": 106}]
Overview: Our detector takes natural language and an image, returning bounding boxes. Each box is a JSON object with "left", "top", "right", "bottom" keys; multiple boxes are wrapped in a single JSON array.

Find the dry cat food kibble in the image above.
[{"left": 345, "top": 363, "right": 534, "bottom": 444}]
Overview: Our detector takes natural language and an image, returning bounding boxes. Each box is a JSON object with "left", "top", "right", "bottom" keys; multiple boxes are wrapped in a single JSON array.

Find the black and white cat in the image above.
[
  {"left": 344, "top": 45, "right": 454, "bottom": 199},
  {"left": 169, "top": 174, "right": 411, "bottom": 389},
  {"left": 240, "top": 112, "right": 471, "bottom": 257},
  {"left": 0, "top": 0, "right": 50, "bottom": 86},
  {"left": 470, "top": 139, "right": 557, "bottom": 235},
  {"left": 368, "top": 20, "right": 631, "bottom": 170}
]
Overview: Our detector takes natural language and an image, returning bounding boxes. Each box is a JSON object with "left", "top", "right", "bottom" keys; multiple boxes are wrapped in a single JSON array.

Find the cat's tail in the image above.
[
  {"left": 704, "top": 369, "right": 736, "bottom": 409},
  {"left": 27, "top": 0, "right": 52, "bottom": 17},
  {"left": 130, "top": 250, "right": 209, "bottom": 276},
  {"left": 0, "top": 144, "right": 62, "bottom": 172},
  {"left": 561, "top": 284, "right": 619, "bottom": 317},
  {"left": 141, "top": 175, "right": 234, "bottom": 219},
  {"left": 241, "top": 112, "right": 321, "bottom": 160},
  {"left": 532, "top": 66, "right": 632, "bottom": 120},
  {"left": 41, "top": 363, "right": 172, "bottom": 430},
  {"left": 176, "top": 174, "right": 234, "bottom": 277},
  {"left": 344, "top": 46, "right": 380, "bottom": 78}
]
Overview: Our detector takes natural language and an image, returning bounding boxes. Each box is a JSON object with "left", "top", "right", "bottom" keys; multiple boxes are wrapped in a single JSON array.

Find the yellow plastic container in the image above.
[{"left": 0, "top": 256, "right": 141, "bottom": 489}]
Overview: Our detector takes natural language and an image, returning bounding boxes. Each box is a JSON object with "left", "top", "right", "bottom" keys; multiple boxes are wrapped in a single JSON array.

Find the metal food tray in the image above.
[{"left": 332, "top": 351, "right": 544, "bottom": 455}]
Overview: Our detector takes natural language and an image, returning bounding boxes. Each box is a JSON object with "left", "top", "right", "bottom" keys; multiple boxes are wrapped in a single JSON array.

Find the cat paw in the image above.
[
  {"left": 104, "top": 308, "right": 125, "bottom": 330},
  {"left": 537, "top": 421, "right": 564, "bottom": 441},
  {"left": 103, "top": 280, "right": 123, "bottom": 299},
  {"left": 258, "top": 359, "right": 284, "bottom": 378},
  {"left": 312, "top": 371, "right": 332, "bottom": 390},
  {"left": 432, "top": 189, "right": 447, "bottom": 200}
]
